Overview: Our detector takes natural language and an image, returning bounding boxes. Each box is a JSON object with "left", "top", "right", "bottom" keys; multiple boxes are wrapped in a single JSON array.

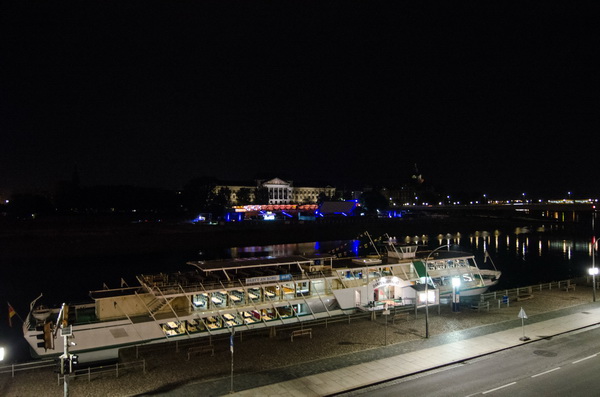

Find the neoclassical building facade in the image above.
[{"left": 214, "top": 177, "right": 335, "bottom": 205}]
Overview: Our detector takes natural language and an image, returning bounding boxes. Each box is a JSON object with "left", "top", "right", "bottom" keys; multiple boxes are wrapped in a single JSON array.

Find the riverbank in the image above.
[{"left": 1, "top": 282, "right": 595, "bottom": 396}]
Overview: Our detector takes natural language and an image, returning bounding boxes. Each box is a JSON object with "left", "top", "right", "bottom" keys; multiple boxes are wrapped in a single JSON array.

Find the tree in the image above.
[
  {"left": 213, "top": 187, "right": 231, "bottom": 208},
  {"left": 317, "top": 192, "right": 330, "bottom": 204},
  {"left": 235, "top": 188, "right": 252, "bottom": 205},
  {"left": 253, "top": 187, "right": 270, "bottom": 205},
  {"left": 360, "top": 190, "right": 388, "bottom": 214},
  {"left": 182, "top": 177, "right": 218, "bottom": 212}
]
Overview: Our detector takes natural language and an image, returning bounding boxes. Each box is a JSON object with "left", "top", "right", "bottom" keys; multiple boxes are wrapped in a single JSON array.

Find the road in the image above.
[{"left": 344, "top": 325, "right": 600, "bottom": 396}]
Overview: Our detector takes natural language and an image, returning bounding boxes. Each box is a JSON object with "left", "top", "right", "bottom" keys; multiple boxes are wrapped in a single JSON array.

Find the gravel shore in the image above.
[{"left": 1, "top": 284, "right": 595, "bottom": 397}]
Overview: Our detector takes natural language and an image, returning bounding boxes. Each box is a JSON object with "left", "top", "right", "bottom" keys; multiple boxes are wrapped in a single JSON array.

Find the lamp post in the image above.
[
  {"left": 424, "top": 244, "right": 451, "bottom": 338},
  {"left": 451, "top": 277, "right": 461, "bottom": 312},
  {"left": 590, "top": 237, "right": 599, "bottom": 302}
]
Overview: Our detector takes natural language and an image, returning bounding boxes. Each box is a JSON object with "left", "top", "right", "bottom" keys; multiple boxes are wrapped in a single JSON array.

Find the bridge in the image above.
[{"left": 403, "top": 201, "right": 597, "bottom": 219}]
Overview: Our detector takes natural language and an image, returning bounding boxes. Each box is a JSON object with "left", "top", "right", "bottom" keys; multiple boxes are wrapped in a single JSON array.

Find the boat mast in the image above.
[{"left": 365, "top": 231, "right": 381, "bottom": 258}]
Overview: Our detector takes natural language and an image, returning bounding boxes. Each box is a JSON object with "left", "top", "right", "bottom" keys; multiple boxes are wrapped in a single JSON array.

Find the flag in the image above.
[{"left": 8, "top": 302, "right": 16, "bottom": 327}]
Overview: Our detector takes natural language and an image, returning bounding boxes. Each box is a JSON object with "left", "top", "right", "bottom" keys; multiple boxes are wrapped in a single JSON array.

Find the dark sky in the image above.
[{"left": 1, "top": 2, "right": 597, "bottom": 198}]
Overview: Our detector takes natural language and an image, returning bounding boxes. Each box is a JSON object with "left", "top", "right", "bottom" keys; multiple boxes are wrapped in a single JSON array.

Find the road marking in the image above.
[
  {"left": 482, "top": 382, "right": 516, "bottom": 394},
  {"left": 531, "top": 367, "right": 561, "bottom": 377},
  {"left": 573, "top": 354, "right": 597, "bottom": 364}
]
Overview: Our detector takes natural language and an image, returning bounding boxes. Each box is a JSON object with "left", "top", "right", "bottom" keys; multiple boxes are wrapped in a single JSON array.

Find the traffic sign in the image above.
[{"left": 518, "top": 308, "right": 528, "bottom": 319}]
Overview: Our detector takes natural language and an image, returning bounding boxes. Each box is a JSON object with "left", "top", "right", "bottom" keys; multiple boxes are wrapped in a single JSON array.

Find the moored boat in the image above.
[{"left": 22, "top": 238, "right": 500, "bottom": 363}]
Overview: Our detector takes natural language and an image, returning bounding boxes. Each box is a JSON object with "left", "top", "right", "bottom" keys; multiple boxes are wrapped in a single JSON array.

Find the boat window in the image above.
[
  {"left": 248, "top": 288, "right": 261, "bottom": 301},
  {"left": 222, "top": 312, "right": 243, "bottom": 327},
  {"left": 264, "top": 286, "right": 278, "bottom": 300},
  {"left": 192, "top": 293, "right": 208, "bottom": 309},
  {"left": 161, "top": 321, "right": 185, "bottom": 336},
  {"left": 204, "top": 316, "right": 223, "bottom": 330},
  {"left": 242, "top": 311, "right": 258, "bottom": 324},
  {"left": 280, "top": 283, "right": 295, "bottom": 298},
  {"left": 230, "top": 289, "right": 244, "bottom": 305},
  {"left": 276, "top": 305, "right": 295, "bottom": 319},
  {"left": 210, "top": 292, "right": 226, "bottom": 309},
  {"left": 260, "top": 308, "right": 277, "bottom": 321}
]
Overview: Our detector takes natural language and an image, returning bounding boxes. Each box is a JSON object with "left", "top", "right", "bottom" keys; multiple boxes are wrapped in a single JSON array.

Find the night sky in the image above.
[{"left": 1, "top": 2, "right": 597, "bottom": 198}]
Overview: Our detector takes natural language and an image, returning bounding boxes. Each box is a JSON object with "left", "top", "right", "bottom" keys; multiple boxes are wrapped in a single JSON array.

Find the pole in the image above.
[
  {"left": 63, "top": 330, "right": 69, "bottom": 397},
  {"left": 425, "top": 244, "right": 451, "bottom": 338},
  {"left": 593, "top": 272, "right": 597, "bottom": 303},
  {"left": 385, "top": 311, "right": 388, "bottom": 346},
  {"left": 230, "top": 329, "right": 235, "bottom": 394},
  {"left": 590, "top": 237, "right": 598, "bottom": 302}
]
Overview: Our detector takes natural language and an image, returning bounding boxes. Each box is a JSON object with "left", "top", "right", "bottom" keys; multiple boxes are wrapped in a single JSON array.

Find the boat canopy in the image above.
[
  {"left": 187, "top": 254, "right": 335, "bottom": 273},
  {"left": 413, "top": 260, "right": 427, "bottom": 278}
]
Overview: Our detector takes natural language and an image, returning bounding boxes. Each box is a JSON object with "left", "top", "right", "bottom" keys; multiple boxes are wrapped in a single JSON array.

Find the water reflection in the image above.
[{"left": 229, "top": 227, "right": 598, "bottom": 289}]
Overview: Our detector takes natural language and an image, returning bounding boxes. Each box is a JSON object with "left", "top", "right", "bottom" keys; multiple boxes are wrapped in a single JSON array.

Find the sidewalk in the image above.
[
  {"left": 150, "top": 301, "right": 600, "bottom": 397},
  {"left": 225, "top": 305, "right": 600, "bottom": 396}
]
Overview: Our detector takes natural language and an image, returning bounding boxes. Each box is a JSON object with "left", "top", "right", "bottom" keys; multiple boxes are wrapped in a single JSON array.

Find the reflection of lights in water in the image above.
[
  {"left": 352, "top": 240, "right": 360, "bottom": 256},
  {"left": 539, "top": 241, "right": 543, "bottom": 256},
  {"left": 445, "top": 234, "right": 452, "bottom": 245}
]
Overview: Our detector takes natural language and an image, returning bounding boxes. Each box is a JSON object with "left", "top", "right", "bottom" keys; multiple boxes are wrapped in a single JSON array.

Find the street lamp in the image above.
[
  {"left": 424, "top": 244, "right": 451, "bottom": 338},
  {"left": 589, "top": 267, "right": 598, "bottom": 302},
  {"left": 590, "top": 237, "right": 599, "bottom": 302},
  {"left": 452, "top": 277, "right": 461, "bottom": 312}
]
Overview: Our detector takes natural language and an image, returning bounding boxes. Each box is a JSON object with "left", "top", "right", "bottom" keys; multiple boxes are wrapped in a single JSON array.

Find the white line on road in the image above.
[
  {"left": 482, "top": 382, "right": 516, "bottom": 394},
  {"left": 531, "top": 367, "right": 561, "bottom": 377},
  {"left": 573, "top": 354, "right": 597, "bottom": 364}
]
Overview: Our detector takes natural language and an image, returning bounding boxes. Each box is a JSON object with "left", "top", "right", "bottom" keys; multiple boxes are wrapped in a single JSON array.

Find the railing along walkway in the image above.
[
  {"left": 480, "top": 279, "right": 579, "bottom": 304},
  {"left": 0, "top": 359, "right": 55, "bottom": 378},
  {"left": 57, "top": 360, "right": 146, "bottom": 385}
]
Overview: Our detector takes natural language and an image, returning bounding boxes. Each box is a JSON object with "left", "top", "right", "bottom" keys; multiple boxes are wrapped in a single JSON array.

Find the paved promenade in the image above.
[{"left": 225, "top": 304, "right": 600, "bottom": 396}]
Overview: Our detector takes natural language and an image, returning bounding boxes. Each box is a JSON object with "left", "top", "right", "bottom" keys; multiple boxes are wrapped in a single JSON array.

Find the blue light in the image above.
[{"left": 352, "top": 239, "right": 360, "bottom": 255}]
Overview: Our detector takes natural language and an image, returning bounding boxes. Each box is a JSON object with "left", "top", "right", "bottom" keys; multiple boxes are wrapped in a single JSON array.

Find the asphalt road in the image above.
[{"left": 344, "top": 325, "right": 600, "bottom": 397}]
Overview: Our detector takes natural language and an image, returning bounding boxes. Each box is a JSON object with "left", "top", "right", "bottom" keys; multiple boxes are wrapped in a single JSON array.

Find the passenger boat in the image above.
[{"left": 22, "top": 239, "right": 500, "bottom": 363}]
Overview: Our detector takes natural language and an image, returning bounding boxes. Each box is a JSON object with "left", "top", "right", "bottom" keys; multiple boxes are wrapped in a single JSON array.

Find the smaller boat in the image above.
[
  {"left": 32, "top": 305, "right": 52, "bottom": 322},
  {"left": 416, "top": 250, "right": 501, "bottom": 297}
]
